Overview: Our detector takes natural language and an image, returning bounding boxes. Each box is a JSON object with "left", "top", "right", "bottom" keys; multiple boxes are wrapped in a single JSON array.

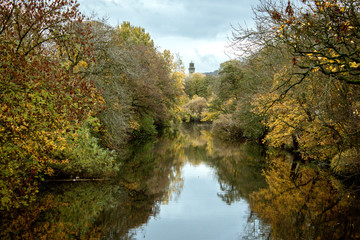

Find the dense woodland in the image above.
[
  {"left": 0, "top": 0, "right": 185, "bottom": 211},
  {"left": 1, "top": 0, "right": 360, "bottom": 236},
  {"left": 184, "top": 0, "right": 360, "bottom": 176}
]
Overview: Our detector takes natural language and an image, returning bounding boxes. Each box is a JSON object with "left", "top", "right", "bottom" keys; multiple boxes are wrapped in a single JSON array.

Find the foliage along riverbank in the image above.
[
  {"left": 182, "top": 0, "right": 360, "bottom": 179},
  {"left": 0, "top": 0, "right": 185, "bottom": 211},
  {"left": 1, "top": 2, "right": 360, "bottom": 238},
  {"left": 2, "top": 123, "right": 360, "bottom": 240},
  {"left": 180, "top": 1, "right": 360, "bottom": 238},
  {"left": 0, "top": 124, "right": 269, "bottom": 240}
]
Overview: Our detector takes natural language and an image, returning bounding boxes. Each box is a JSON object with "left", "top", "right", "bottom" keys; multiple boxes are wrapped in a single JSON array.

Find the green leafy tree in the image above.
[
  {"left": 204, "top": 56, "right": 271, "bottom": 139},
  {"left": 111, "top": 22, "right": 184, "bottom": 138},
  {"left": 184, "top": 73, "right": 210, "bottom": 99},
  {"left": 218, "top": 60, "right": 244, "bottom": 101}
]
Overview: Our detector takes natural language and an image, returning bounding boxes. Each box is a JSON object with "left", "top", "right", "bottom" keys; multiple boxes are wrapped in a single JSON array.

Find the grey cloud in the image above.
[
  {"left": 147, "top": 1, "right": 254, "bottom": 39},
  {"left": 79, "top": 0, "right": 256, "bottom": 39},
  {"left": 193, "top": 50, "right": 223, "bottom": 72},
  {"left": 78, "top": 0, "right": 259, "bottom": 72}
]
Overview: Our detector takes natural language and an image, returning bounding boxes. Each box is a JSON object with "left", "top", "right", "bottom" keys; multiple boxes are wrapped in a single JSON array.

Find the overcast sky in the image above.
[{"left": 78, "top": 0, "right": 260, "bottom": 73}]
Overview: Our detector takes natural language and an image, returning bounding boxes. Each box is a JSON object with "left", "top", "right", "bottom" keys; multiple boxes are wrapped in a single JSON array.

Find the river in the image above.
[{"left": 2, "top": 123, "right": 360, "bottom": 239}]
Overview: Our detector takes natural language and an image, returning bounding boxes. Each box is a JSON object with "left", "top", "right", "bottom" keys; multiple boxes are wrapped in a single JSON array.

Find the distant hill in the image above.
[{"left": 203, "top": 70, "right": 218, "bottom": 76}]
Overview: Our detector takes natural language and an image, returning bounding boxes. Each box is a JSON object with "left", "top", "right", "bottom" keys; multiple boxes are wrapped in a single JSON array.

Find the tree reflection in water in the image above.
[
  {"left": 0, "top": 182, "right": 117, "bottom": 239},
  {"left": 2, "top": 124, "right": 359, "bottom": 239},
  {"left": 99, "top": 137, "right": 186, "bottom": 239},
  {"left": 0, "top": 135, "right": 185, "bottom": 240},
  {"left": 180, "top": 124, "right": 268, "bottom": 204},
  {"left": 250, "top": 155, "right": 360, "bottom": 240},
  {"left": 180, "top": 124, "right": 360, "bottom": 239}
]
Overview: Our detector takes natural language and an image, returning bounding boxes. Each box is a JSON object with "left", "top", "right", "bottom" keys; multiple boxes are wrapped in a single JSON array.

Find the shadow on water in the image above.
[{"left": 2, "top": 123, "right": 359, "bottom": 239}]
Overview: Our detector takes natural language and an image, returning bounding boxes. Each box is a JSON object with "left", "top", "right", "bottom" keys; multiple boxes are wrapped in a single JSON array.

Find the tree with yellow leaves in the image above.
[
  {"left": 232, "top": 0, "right": 360, "bottom": 175},
  {"left": 0, "top": 0, "right": 104, "bottom": 210}
]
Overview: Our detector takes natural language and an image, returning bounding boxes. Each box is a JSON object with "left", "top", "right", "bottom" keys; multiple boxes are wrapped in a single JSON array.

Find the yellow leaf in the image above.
[{"left": 349, "top": 62, "right": 360, "bottom": 68}]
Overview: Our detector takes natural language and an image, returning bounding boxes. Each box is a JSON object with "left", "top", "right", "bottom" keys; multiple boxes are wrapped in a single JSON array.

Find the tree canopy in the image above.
[{"left": 0, "top": 1, "right": 185, "bottom": 211}]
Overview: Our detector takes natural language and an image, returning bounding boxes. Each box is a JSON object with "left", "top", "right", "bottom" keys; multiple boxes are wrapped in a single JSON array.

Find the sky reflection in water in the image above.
[
  {"left": 2, "top": 125, "right": 359, "bottom": 239},
  {"left": 134, "top": 162, "right": 251, "bottom": 240},
  {"left": 0, "top": 124, "right": 268, "bottom": 240}
]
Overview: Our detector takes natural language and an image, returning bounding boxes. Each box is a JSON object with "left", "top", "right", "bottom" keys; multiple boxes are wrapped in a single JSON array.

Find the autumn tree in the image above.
[
  {"left": 229, "top": 0, "right": 360, "bottom": 174},
  {"left": 202, "top": 55, "right": 273, "bottom": 139},
  {"left": 182, "top": 95, "right": 209, "bottom": 122},
  {"left": 259, "top": 0, "right": 360, "bottom": 86},
  {"left": 83, "top": 20, "right": 133, "bottom": 148},
  {"left": 84, "top": 21, "right": 185, "bottom": 146},
  {"left": 111, "top": 22, "right": 184, "bottom": 137},
  {"left": 217, "top": 60, "right": 244, "bottom": 101},
  {"left": 0, "top": 0, "right": 104, "bottom": 210},
  {"left": 184, "top": 73, "right": 210, "bottom": 99}
]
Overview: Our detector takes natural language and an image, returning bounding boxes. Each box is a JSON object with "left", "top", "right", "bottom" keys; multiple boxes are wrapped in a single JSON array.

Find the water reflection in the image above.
[
  {"left": 180, "top": 124, "right": 267, "bottom": 204},
  {"left": 1, "top": 136, "right": 185, "bottom": 240},
  {"left": 129, "top": 123, "right": 269, "bottom": 239},
  {"left": 2, "top": 123, "right": 358, "bottom": 240},
  {"left": 1, "top": 123, "right": 268, "bottom": 239},
  {"left": 133, "top": 163, "right": 253, "bottom": 240},
  {"left": 100, "top": 137, "right": 185, "bottom": 240},
  {"left": 1, "top": 182, "right": 120, "bottom": 239},
  {"left": 250, "top": 155, "right": 360, "bottom": 240}
]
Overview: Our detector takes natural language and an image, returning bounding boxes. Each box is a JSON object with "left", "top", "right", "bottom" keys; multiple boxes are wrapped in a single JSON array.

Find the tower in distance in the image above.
[{"left": 188, "top": 61, "right": 195, "bottom": 74}]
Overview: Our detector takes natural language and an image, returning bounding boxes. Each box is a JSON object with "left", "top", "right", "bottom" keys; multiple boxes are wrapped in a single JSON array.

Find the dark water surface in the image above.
[
  {"left": 1, "top": 124, "right": 269, "bottom": 239},
  {"left": 8, "top": 123, "right": 360, "bottom": 239},
  {"left": 0, "top": 125, "right": 360, "bottom": 240}
]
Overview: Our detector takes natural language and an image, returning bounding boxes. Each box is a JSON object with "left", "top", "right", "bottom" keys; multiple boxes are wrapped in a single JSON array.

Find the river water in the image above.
[
  {"left": 106, "top": 123, "right": 270, "bottom": 239},
  {"left": 3, "top": 124, "right": 360, "bottom": 239},
  {"left": 131, "top": 162, "right": 261, "bottom": 240},
  {"left": 2, "top": 123, "right": 269, "bottom": 239}
]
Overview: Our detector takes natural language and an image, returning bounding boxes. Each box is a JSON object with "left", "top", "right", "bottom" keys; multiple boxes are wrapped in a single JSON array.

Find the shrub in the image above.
[
  {"left": 132, "top": 114, "right": 158, "bottom": 138},
  {"left": 211, "top": 114, "right": 243, "bottom": 140},
  {"left": 51, "top": 117, "right": 118, "bottom": 179},
  {"left": 182, "top": 95, "right": 208, "bottom": 121}
]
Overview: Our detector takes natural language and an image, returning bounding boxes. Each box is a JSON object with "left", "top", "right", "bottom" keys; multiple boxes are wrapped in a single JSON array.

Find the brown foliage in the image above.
[{"left": 0, "top": 0, "right": 103, "bottom": 210}]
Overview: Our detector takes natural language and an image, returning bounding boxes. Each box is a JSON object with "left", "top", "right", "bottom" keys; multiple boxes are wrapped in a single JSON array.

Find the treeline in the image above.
[
  {"left": 0, "top": 0, "right": 185, "bottom": 210},
  {"left": 183, "top": 0, "right": 360, "bottom": 177},
  {"left": 182, "top": 59, "right": 268, "bottom": 141}
]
